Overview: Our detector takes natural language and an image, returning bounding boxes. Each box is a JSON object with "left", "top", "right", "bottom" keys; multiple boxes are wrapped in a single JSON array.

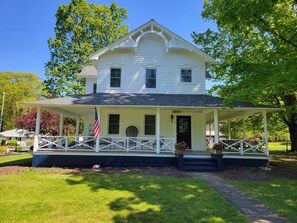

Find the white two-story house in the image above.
[{"left": 27, "top": 20, "right": 276, "bottom": 170}]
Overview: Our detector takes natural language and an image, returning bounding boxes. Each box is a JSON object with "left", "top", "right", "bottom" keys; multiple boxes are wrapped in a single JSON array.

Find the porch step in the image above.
[{"left": 179, "top": 157, "right": 220, "bottom": 172}]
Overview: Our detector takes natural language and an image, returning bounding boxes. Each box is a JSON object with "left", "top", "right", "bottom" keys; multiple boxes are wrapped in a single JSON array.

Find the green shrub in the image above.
[
  {"left": 6, "top": 140, "right": 18, "bottom": 146},
  {"left": 0, "top": 146, "right": 5, "bottom": 153}
]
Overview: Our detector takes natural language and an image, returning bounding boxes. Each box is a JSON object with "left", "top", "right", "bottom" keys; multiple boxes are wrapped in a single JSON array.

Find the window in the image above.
[
  {"left": 181, "top": 69, "right": 192, "bottom": 82},
  {"left": 108, "top": 114, "right": 120, "bottom": 134},
  {"left": 93, "top": 83, "right": 97, "bottom": 93},
  {"left": 145, "top": 115, "right": 155, "bottom": 135},
  {"left": 146, "top": 69, "right": 156, "bottom": 88},
  {"left": 110, "top": 68, "right": 121, "bottom": 87}
]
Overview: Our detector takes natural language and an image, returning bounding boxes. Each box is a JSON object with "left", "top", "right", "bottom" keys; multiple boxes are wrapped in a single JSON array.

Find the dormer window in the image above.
[
  {"left": 110, "top": 68, "right": 121, "bottom": 87},
  {"left": 146, "top": 69, "right": 156, "bottom": 88},
  {"left": 181, "top": 69, "right": 192, "bottom": 82}
]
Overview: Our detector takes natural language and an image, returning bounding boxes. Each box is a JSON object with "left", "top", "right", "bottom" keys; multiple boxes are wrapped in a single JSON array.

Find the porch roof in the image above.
[
  {"left": 26, "top": 93, "right": 274, "bottom": 109},
  {"left": 25, "top": 93, "right": 278, "bottom": 122}
]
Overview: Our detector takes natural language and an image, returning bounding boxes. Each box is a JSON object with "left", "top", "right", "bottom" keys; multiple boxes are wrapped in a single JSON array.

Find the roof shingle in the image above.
[{"left": 26, "top": 93, "right": 272, "bottom": 109}]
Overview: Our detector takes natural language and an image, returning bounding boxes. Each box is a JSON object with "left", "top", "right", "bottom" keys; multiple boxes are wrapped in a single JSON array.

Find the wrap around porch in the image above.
[
  {"left": 32, "top": 107, "right": 270, "bottom": 157},
  {"left": 26, "top": 93, "right": 277, "bottom": 168}
]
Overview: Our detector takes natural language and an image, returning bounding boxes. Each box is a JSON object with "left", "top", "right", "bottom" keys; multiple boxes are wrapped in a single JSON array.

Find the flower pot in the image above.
[
  {"left": 177, "top": 149, "right": 183, "bottom": 155},
  {"left": 216, "top": 149, "right": 223, "bottom": 155}
]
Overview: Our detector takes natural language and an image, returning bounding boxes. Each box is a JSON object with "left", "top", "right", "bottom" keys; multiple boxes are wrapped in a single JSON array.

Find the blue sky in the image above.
[{"left": 0, "top": 0, "right": 216, "bottom": 87}]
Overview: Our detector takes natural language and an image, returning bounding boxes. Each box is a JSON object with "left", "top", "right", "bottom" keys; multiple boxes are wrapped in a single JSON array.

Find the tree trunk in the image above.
[
  {"left": 281, "top": 95, "right": 297, "bottom": 152},
  {"left": 288, "top": 125, "right": 297, "bottom": 152}
]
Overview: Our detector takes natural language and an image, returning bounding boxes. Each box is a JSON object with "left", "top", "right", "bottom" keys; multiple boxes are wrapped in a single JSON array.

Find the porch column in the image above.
[
  {"left": 228, "top": 120, "right": 231, "bottom": 139},
  {"left": 83, "top": 118, "right": 88, "bottom": 140},
  {"left": 156, "top": 108, "right": 161, "bottom": 153},
  {"left": 263, "top": 111, "right": 269, "bottom": 156},
  {"left": 95, "top": 107, "right": 101, "bottom": 152},
  {"left": 59, "top": 113, "right": 63, "bottom": 136},
  {"left": 208, "top": 124, "right": 212, "bottom": 144},
  {"left": 242, "top": 118, "right": 246, "bottom": 139},
  {"left": 214, "top": 109, "right": 219, "bottom": 144},
  {"left": 33, "top": 107, "right": 41, "bottom": 152},
  {"left": 75, "top": 118, "right": 79, "bottom": 142}
]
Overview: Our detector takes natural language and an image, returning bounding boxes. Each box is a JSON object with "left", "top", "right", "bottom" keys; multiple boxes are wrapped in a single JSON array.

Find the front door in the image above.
[{"left": 176, "top": 116, "right": 192, "bottom": 149}]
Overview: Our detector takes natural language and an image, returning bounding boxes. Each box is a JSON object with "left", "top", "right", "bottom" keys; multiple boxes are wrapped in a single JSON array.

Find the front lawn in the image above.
[
  {"left": 228, "top": 150, "right": 297, "bottom": 223},
  {"left": 0, "top": 168, "right": 248, "bottom": 223},
  {"left": 0, "top": 154, "right": 32, "bottom": 167},
  {"left": 268, "top": 142, "right": 290, "bottom": 152},
  {"left": 231, "top": 179, "right": 297, "bottom": 223}
]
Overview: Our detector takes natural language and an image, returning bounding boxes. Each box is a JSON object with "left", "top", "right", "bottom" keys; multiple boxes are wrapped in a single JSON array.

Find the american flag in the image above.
[{"left": 94, "top": 108, "right": 100, "bottom": 139}]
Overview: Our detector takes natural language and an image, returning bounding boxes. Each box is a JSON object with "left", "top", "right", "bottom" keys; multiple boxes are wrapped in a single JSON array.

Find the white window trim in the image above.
[
  {"left": 180, "top": 68, "right": 193, "bottom": 84},
  {"left": 145, "top": 68, "right": 157, "bottom": 89},
  {"left": 110, "top": 68, "right": 122, "bottom": 88},
  {"left": 108, "top": 113, "right": 120, "bottom": 135},
  {"left": 144, "top": 114, "right": 156, "bottom": 136}
]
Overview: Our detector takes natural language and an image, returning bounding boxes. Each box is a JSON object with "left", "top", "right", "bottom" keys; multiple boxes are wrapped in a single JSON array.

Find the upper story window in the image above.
[
  {"left": 93, "top": 83, "right": 97, "bottom": 93},
  {"left": 108, "top": 114, "right": 120, "bottom": 134},
  {"left": 181, "top": 69, "right": 192, "bottom": 82},
  {"left": 146, "top": 69, "right": 156, "bottom": 88},
  {"left": 110, "top": 68, "right": 121, "bottom": 87},
  {"left": 145, "top": 115, "right": 155, "bottom": 135}
]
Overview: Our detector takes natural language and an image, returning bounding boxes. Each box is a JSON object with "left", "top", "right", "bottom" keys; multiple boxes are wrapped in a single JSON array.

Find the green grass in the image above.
[
  {"left": 269, "top": 150, "right": 297, "bottom": 168},
  {"left": 0, "top": 170, "right": 249, "bottom": 223},
  {"left": 229, "top": 151, "right": 297, "bottom": 222},
  {"left": 268, "top": 142, "right": 290, "bottom": 151},
  {"left": 0, "top": 154, "right": 32, "bottom": 167},
  {"left": 231, "top": 179, "right": 297, "bottom": 223}
]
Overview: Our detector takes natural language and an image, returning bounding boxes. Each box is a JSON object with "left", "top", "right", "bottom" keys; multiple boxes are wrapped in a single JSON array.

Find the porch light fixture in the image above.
[{"left": 170, "top": 114, "right": 174, "bottom": 123}]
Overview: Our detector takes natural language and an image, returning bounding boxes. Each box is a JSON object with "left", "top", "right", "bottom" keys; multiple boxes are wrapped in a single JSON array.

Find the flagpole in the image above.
[{"left": 0, "top": 92, "right": 5, "bottom": 132}]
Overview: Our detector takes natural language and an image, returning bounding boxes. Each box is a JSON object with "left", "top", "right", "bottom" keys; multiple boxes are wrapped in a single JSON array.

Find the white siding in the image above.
[
  {"left": 192, "top": 113, "right": 207, "bottom": 150},
  {"left": 85, "top": 78, "right": 96, "bottom": 93},
  {"left": 84, "top": 107, "right": 207, "bottom": 151},
  {"left": 87, "top": 33, "right": 206, "bottom": 95}
]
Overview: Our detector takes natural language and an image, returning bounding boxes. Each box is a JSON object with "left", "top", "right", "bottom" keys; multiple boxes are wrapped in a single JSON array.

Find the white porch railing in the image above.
[
  {"left": 219, "top": 139, "right": 268, "bottom": 156},
  {"left": 34, "top": 136, "right": 175, "bottom": 153}
]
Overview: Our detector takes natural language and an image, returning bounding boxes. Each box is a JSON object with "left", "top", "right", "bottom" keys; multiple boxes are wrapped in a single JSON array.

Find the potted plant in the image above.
[
  {"left": 175, "top": 141, "right": 188, "bottom": 155},
  {"left": 212, "top": 143, "right": 225, "bottom": 155}
]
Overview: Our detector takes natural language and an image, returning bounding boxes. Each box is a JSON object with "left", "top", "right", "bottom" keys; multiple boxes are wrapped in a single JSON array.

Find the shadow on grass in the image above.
[
  {"left": 269, "top": 151, "right": 297, "bottom": 168},
  {"left": 65, "top": 173, "right": 248, "bottom": 223},
  {"left": 0, "top": 157, "right": 32, "bottom": 167}
]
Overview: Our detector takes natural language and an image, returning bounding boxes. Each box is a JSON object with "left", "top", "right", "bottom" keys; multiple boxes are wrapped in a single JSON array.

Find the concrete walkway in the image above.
[{"left": 192, "top": 173, "right": 291, "bottom": 223}]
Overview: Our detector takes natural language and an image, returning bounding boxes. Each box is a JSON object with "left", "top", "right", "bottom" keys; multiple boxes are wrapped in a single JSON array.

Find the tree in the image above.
[
  {"left": 0, "top": 72, "right": 42, "bottom": 131},
  {"left": 192, "top": 0, "right": 297, "bottom": 151},
  {"left": 44, "top": 0, "right": 128, "bottom": 97},
  {"left": 15, "top": 108, "right": 75, "bottom": 136}
]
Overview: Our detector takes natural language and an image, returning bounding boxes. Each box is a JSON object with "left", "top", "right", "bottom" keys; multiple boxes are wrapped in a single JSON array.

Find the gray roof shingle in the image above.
[{"left": 26, "top": 93, "right": 273, "bottom": 108}]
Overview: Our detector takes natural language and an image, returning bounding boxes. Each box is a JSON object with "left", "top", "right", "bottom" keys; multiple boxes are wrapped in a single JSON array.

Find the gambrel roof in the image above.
[{"left": 89, "top": 19, "right": 214, "bottom": 67}]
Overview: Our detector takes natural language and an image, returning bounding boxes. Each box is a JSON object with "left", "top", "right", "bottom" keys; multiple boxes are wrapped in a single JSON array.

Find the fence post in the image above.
[{"left": 240, "top": 140, "right": 244, "bottom": 155}]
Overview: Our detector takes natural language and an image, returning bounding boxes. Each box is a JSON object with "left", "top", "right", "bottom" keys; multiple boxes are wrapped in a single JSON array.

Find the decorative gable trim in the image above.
[
  {"left": 89, "top": 19, "right": 214, "bottom": 67},
  {"left": 134, "top": 30, "right": 168, "bottom": 50},
  {"left": 178, "top": 64, "right": 196, "bottom": 68},
  {"left": 108, "top": 63, "right": 125, "bottom": 68},
  {"left": 142, "top": 63, "right": 160, "bottom": 68},
  {"left": 110, "top": 37, "right": 135, "bottom": 51},
  {"left": 168, "top": 38, "right": 190, "bottom": 51}
]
